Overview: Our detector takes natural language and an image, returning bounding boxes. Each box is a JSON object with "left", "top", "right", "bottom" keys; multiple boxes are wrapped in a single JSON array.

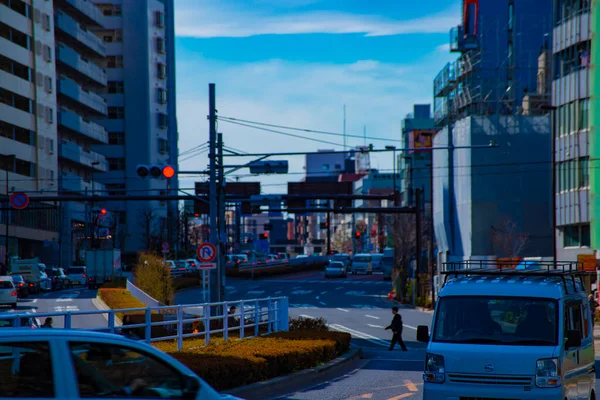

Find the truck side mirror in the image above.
[
  {"left": 417, "top": 325, "right": 430, "bottom": 343},
  {"left": 566, "top": 329, "right": 581, "bottom": 349}
]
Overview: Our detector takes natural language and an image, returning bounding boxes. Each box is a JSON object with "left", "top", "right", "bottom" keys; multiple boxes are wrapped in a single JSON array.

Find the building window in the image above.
[
  {"left": 107, "top": 81, "right": 124, "bottom": 94},
  {"left": 0, "top": 120, "right": 35, "bottom": 146},
  {"left": 155, "top": 11, "right": 165, "bottom": 27},
  {"left": 115, "top": 30, "right": 122, "bottom": 42},
  {"left": 579, "top": 98, "right": 589, "bottom": 131},
  {"left": 578, "top": 157, "right": 589, "bottom": 188},
  {"left": 42, "top": 13, "right": 51, "bottom": 31},
  {"left": 322, "top": 164, "right": 330, "bottom": 171},
  {"left": 0, "top": 53, "right": 32, "bottom": 82},
  {"left": 157, "top": 88, "right": 167, "bottom": 104},
  {"left": 108, "top": 107, "right": 125, "bottom": 119},
  {"left": 156, "top": 37, "right": 166, "bottom": 53},
  {"left": 157, "top": 112, "right": 168, "bottom": 128},
  {"left": 101, "top": 4, "right": 121, "bottom": 16},
  {"left": 102, "top": 34, "right": 113, "bottom": 43},
  {"left": 158, "top": 138, "right": 169, "bottom": 154},
  {"left": 564, "top": 224, "right": 591, "bottom": 248},
  {"left": 107, "top": 55, "right": 123, "bottom": 68},
  {"left": 43, "top": 44, "right": 52, "bottom": 62},
  {"left": 107, "top": 157, "right": 125, "bottom": 171},
  {"left": 0, "top": 86, "right": 33, "bottom": 113},
  {"left": 0, "top": 21, "right": 31, "bottom": 50},
  {"left": 108, "top": 131, "right": 125, "bottom": 145},
  {"left": 2, "top": 0, "right": 32, "bottom": 18},
  {"left": 157, "top": 63, "right": 167, "bottom": 79},
  {"left": 14, "top": 158, "right": 35, "bottom": 177}
]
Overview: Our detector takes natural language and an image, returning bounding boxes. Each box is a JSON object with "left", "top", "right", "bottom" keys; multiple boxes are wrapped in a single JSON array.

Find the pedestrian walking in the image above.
[
  {"left": 385, "top": 306, "right": 407, "bottom": 351},
  {"left": 41, "top": 317, "right": 53, "bottom": 328}
]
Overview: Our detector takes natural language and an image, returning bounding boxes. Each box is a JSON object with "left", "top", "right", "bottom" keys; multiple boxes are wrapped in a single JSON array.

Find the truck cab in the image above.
[{"left": 417, "top": 261, "right": 595, "bottom": 400}]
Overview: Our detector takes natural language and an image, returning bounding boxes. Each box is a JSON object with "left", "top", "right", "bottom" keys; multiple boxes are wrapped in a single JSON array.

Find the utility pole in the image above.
[
  {"left": 208, "top": 83, "right": 220, "bottom": 304},
  {"left": 217, "top": 132, "right": 226, "bottom": 301},
  {"left": 415, "top": 188, "right": 422, "bottom": 302}
]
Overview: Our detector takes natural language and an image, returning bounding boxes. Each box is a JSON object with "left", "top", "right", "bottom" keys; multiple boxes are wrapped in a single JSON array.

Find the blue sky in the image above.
[{"left": 174, "top": 0, "right": 460, "bottom": 193}]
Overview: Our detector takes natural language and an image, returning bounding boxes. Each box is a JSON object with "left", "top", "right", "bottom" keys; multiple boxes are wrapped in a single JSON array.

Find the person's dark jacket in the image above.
[{"left": 386, "top": 314, "right": 403, "bottom": 333}]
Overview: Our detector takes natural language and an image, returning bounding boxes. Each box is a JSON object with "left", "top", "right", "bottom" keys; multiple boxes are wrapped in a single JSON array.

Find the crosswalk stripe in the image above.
[{"left": 329, "top": 323, "right": 389, "bottom": 348}]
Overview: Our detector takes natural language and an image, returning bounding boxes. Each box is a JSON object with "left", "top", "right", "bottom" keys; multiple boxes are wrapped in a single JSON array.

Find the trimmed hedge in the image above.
[
  {"left": 98, "top": 288, "right": 146, "bottom": 320},
  {"left": 154, "top": 331, "right": 351, "bottom": 391}
]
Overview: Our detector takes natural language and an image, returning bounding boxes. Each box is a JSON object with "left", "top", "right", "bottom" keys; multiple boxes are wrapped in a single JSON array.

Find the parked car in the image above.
[
  {"left": 0, "top": 276, "right": 17, "bottom": 308},
  {"left": 185, "top": 259, "right": 198, "bottom": 271},
  {"left": 67, "top": 266, "right": 87, "bottom": 286},
  {"left": 0, "top": 329, "right": 242, "bottom": 399},
  {"left": 0, "top": 311, "right": 39, "bottom": 329},
  {"left": 45, "top": 268, "right": 71, "bottom": 290},
  {"left": 175, "top": 261, "right": 189, "bottom": 275},
  {"left": 39, "top": 271, "right": 53, "bottom": 291},
  {"left": 10, "top": 275, "right": 28, "bottom": 298},
  {"left": 324, "top": 261, "right": 347, "bottom": 278},
  {"left": 331, "top": 253, "right": 351, "bottom": 271}
]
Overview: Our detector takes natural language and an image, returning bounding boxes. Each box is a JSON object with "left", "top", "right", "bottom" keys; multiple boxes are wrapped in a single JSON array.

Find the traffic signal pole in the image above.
[
  {"left": 217, "top": 132, "right": 226, "bottom": 303},
  {"left": 208, "top": 83, "right": 219, "bottom": 305}
]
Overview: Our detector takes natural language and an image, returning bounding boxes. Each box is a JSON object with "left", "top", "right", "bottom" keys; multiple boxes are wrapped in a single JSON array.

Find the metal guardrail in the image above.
[{"left": 1, "top": 297, "right": 289, "bottom": 351}]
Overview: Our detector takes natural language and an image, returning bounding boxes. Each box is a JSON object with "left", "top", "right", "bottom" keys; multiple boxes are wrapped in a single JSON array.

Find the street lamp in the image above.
[{"left": 1, "top": 154, "right": 16, "bottom": 274}]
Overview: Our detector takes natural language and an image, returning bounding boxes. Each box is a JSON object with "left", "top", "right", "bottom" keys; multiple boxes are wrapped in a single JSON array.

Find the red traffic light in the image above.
[
  {"left": 264, "top": 232, "right": 269, "bottom": 238},
  {"left": 194, "top": 213, "right": 199, "bottom": 217},
  {"left": 162, "top": 165, "right": 175, "bottom": 179},
  {"left": 100, "top": 209, "right": 107, "bottom": 215},
  {"left": 355, "top": 232, "right": 361, "bottom": 237}
]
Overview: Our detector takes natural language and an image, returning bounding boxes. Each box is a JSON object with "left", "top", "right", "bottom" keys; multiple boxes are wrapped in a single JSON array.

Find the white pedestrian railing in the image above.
[
  {"left": 126, "top": 280, "right": 161, "bottom": 307},
  {"left": 1, "top": 297, "right": 289, "bottom": 351}
]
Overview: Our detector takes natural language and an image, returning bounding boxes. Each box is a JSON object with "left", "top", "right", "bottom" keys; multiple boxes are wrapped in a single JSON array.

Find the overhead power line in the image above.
[
  {"left": 218, "top": 115, "right": 402, "bottom": 143},
  {"left": 220, "top": 119, "right": 350, "bottom": 148}
]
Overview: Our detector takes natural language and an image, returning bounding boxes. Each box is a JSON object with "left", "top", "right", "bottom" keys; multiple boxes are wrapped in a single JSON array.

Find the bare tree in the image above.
[
  {"left": 492, "top": 217, "right": 530, "bottom": 258},
  {"left": 138, "top": 209, "right": 156, "bottom": 251},
  {"left": 332, "top": 228, "right": 352, "bottom": 253},
  {"left": 391, "top": 213, "right": 428, "bottom": 303}
]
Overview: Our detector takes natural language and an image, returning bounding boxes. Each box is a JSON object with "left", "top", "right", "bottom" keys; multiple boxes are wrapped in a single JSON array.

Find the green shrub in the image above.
[
  {"left": 289, "top": 316, "right": 329, "bottom": 332},
  {"left": 154, "top": 331, "right": 350, "bottom": 391},
  {"left": 133, "top": 253, "right": 174, "bottom": 305}
]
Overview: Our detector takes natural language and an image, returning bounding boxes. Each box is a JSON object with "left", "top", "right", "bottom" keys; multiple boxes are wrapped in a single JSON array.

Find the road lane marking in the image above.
[
  {"left": 336, "top": 286, "right": 343, "bottom": 290},
  {"left": 329, "top": 324, "right": 389, "bottom": 347},
  {"left": 56, "top": 298, "right": 73, "bottom": 302},
  {"left": 247, "top": 290, "right": 264, "bottom": 295},
  {"left": 291, "top": 290, "right": 312, "bottom": 295},
  {"left": 336, "top": 308, "right": 349, "bottom": 312},
  {"left": 403, "top": 324, "right": 417, "bottom": 330},
  {"left": 388, "top": 392, "right": 417, "bottom": 400},
  {"left": 274, "top": 291, "right": 282, "bottom": 295},
  {"left": 345, "top": 291, "right": 366, "bottom": 296},
  {"left": 365, "top": 315, "right": 379, "bottom": 319},
  {"left": 54, "top": 306, "right": 79, "bottom": 312},
  {"left": 320, "top": 301, "right": 327, "bottom": 306},
  {"left": 367, "top": 324, "right": 384, "bottom": 328},
  {"left": 32, "top": 299, "right": 37, "bottom": 304},
  {"left": 299, "top": 314, "right": 314, "bottom": 319},
  {"left": 404, "top": 380, "right": 418, "bottom": 392},
  {"left": 316, "top": 296, "right": 320, "bottom": 300},
  {"left": 321, "top": 291, "right": 327, "bottom": 295}
]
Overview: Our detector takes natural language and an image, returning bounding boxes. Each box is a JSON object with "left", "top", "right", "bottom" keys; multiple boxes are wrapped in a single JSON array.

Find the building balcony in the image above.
[
  {"left": 55, "top": 0, "right": 103, "bottom": 27},
  {"left": 434, "top": 62, "right": 456, "bottom": 98},
  {"left": 60, "top": 173, "right": 105, "bottom": 194},
  {"left": 55, "top": 10, "right": 106, "bottom": 57},
  {"left": 58, "top": 76, "right": 107, "bottom": 117},
  {"left": 56, "top": 42, "right": 107, "bottom": 86},
  {"left": 449, "top": 25, "right": 479, "bottom": 53},
  {"left": 58, "top": 140, "right": 108, "bottom": 171},
  {"left": 58, "top": 108, "right": 108, "bottom": 144}
]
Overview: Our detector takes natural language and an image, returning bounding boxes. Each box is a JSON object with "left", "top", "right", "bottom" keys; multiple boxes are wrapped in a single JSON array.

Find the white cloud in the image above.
[
  {"left": 175, "top": 51, "right": 455, "bottom": 193},
  {"left": 174, "top": 2, "right": 459, "bottom": 38},
  {"left": 436, "top": 43, "right": 451, "bottom": 53}
]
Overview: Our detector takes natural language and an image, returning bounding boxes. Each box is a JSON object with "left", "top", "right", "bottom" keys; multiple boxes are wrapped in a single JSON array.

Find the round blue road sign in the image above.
[{"left": 9, "top": 192, "right": 29, "bottom": 210}]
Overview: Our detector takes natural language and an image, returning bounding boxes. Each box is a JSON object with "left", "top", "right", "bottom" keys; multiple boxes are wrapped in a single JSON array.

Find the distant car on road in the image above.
[
  {"left": 331, "top": 254, "right": 351, "bottom": 271},
  {"left": 371, "top": 254, "right": 383, "bottom": 272},
  {"left": 0, "top": 311, "right": 39, "bottom": 329},
  {"left": 324, "top": 261, "right": 347, "bottom": 278},
  {"left": 46, "top": 267, "right": 71, "bottom": 290},
  {"left": 10, "top": 275, "right": 29, "bottom": 298},
  {"left": 351, "top": 254, "right": 373, "bottom": 275},
  {"left": 67, "top": 266, "right": 87, "bottom": 286},
  {"left": 0, "top": 276, "right": 17, "bottom": 309}
]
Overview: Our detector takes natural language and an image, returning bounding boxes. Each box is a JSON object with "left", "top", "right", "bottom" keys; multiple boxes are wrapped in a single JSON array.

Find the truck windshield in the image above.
[
  {"left": 433, "top": 296, "right": 558, "bottom": 346},
  {"left": 354, "top": 256, "right": 371, "bottom": 262}
]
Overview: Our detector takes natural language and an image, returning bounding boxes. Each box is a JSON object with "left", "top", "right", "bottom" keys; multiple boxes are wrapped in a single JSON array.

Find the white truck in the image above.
[
  {"left": 9, "top": 258, "right": 51, "bottom": 293},
  {"left": 85, "top": 249, "right": 121, "bottom": 289}
]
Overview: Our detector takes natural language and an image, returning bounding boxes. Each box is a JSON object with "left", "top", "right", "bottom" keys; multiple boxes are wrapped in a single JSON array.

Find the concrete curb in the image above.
[
  {"left": 92, "top": 296, "right": 123, "bottom": 327},
  {"left": 222, "top": 346, "right": 363, "bottom": 400}
]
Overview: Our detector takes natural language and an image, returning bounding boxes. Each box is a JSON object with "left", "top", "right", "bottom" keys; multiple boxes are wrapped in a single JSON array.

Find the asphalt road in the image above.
[{"left": 1, "top": 286, "right": 108, "bottom": 329}]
